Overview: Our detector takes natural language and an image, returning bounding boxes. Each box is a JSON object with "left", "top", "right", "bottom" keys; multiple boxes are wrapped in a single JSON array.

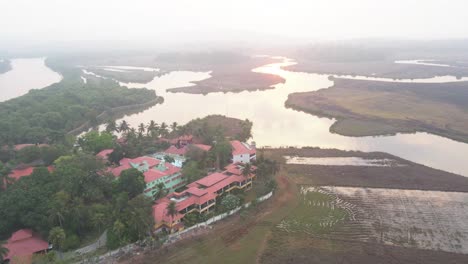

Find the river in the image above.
[
  {"left": 0, "top": 58, "right": 62, "bottom": 102},
  {"left": 2, "top": 57, "right": 468, "bottom": 176}
]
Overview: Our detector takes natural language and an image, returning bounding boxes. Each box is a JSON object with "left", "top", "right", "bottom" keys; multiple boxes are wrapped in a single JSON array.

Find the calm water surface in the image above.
[
  {"left": 113, "top": 59, "right": 468, "bottom": 176},
  {"left": 3, "top": 58, "right": 468, "bottom": 176},
  {"left": 0, "top": 58, "right": 61, "bottom": 102}
]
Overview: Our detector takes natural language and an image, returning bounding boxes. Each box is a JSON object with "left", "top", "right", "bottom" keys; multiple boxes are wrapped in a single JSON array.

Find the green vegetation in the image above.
[
  {"left": 0, "top": 240, "right": 8, "bottom": 262},
  {"left": 181, "top": 161, "right": 204, "bottom": 183},
  {"left": 0, "top": 153, "right": 153, "bottom": 251},
  {"left": 176, "top": 115, "right": 253, "bottom": 143},
  {"left": 286, "top": 78, "right": 468, "bottom": 143},
  {"left": 85, "top": 67, "right": 161, "bottom": 83},
  {"left": 0, "top": 74, "right": 158, "bottom": 146},
  {"left": 78, "top": 131, "right": 114, "bottom": 154},
  {"left": 220, "top": 194, "right": 241, "bottom": 211}
]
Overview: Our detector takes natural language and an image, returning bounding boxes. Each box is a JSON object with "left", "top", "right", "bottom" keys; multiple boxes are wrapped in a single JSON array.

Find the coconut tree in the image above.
[
  {"left": 166, "top": 201, "right": 178, "bottom": 233},
  {"left": 242, "top": 163, "right": 252, "bottom": 177},
  {"left": 105, "top": 120, "right": 117, "bottom": 133},
  {"left": 147, "top": 120, "right": 157, "bottom": 136},
  {"left": 170, "top": 122, "right": 178, "bottom": 133},
  {"left": 160, "top": 122, "right": 169, "bottom": 137},
  {"left": 138, "top": 123, "right": 146, "bottom": 135},
  {"left": 119, "top": 120, "right": 130, "bottom": 134},
  {"left": 153, "top": 183, "right": 167, "bottom": 200},
  {"left": 0, "top": 240, "right": 9, "bottom": 262}
]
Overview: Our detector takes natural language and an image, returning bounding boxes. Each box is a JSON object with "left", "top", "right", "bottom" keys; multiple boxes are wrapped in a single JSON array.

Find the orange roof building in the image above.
[
  {"left": 4, "top": 229, "right": 49, "bottom": 263},
  {"left": 153, "top": 163, "right": 255, "bottom": 232}
]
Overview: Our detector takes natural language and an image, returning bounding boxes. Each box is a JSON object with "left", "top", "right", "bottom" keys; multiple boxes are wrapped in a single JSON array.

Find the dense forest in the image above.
[
  {"left": 0, "top": 73, "right": 158, "bottom": 146},
  {"left": 0, "top": 153, "right": 153, "bottom": 250}
]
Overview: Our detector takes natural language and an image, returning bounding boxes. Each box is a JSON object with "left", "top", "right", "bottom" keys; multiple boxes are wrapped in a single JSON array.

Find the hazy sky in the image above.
[{"left": 1, "top": 0, "right": 467, "bottom": 48}]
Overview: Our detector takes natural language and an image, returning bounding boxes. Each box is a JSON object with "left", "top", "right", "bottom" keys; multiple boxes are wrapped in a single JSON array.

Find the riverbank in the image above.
[{"left": 285, "top": 78, "right": 468, "bottom": 143}]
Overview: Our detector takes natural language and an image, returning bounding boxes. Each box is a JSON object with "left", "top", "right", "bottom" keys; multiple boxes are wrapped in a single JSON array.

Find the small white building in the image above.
[{"left": 230, "top": 140, "right": 256, "bottom": 164}]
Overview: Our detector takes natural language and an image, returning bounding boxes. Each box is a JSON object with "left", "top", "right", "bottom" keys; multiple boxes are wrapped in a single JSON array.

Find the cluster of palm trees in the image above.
[{"left": 105, "top": 120, "right": 182, "bottom": 139}]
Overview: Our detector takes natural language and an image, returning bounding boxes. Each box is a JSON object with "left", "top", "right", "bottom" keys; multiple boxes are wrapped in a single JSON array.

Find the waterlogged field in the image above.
[
  {"left": 294, "top": 186, "right": 468, "bottom": 254},
  {"left": 277, "top": 187, "right": 350, "bottom": 235},
  {"left": 284, "top": 156, "right": 403, "bottom": 167}
]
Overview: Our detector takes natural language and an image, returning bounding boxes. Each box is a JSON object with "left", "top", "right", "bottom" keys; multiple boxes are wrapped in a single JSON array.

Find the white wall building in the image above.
[{"left": 230, "top": 140, "right": 256, "bottom": 164}]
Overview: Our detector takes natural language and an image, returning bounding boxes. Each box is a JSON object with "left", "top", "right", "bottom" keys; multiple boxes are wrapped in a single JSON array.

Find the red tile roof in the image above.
[
  {"left": 230, "top": 140, "right": 256, "bottom": 156},
  {"left": 96, "top": 149, "right": 113, "bottom": 159},
  {"left": 224, "top": 163, "right": 257, "bottom": 176},
  {"left": 120, "top": 156, "right": 160, "bottom": 168},
  {"left": 9, "top": 166, "right": 54, "bottom": 181},
  {"left": 164, "top": 145, "right": 188, "bottom": 156},
  {"left": 152, "top": 161, "right": 255, "bottom": 227},
  {"left": 109, "top": 163, "right": 131, "bottom": 177},
  {"left": 143, "top": 163, "right": 180, "bottom": 183},
  {"left": 9, "top": 167, "right": 34, "bottom": 181},
  {"left": 5, "top": 229, "right": 49, "bottom": 262},
  {"left": 192, "top": 144, "right": 212, "bottom": 152},
  {"left": 186, "top": 187, "right": 208, "bottom": 197},
  {"left": 152, "top": 199, "right": 185, "bottom": 224},
  {"left": 195, "top": 172, "right": 228, "bottom": 187}
]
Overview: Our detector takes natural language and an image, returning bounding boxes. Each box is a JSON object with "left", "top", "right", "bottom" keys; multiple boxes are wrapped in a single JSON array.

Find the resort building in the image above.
[
  {"left": 153, "top": 163, "right": 256, "bottom": 232},
  {"left": 96, "top": 148, "right": 113, "bottom": 161},
  {"left": 110, "top": 156, "right": 185, "bottom": 198},
  {"left": 151, "top": 152, "right": 187, "bottom": 168},
  {"left": 4, "top": 229, "right": 50, "bottom": 263},
  {"left": 8, "top": 166, "right": 54, "bottom": 182},
  {"left": 163, "top": 143, "right": 212, "bottom": 158},
  {"left": 230, "top": 140, "right": 256, "bottom": 163}
]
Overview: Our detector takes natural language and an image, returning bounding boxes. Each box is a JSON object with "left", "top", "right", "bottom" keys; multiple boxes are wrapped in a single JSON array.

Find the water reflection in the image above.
[{"left": 113, "top": 59, "right": 468, "bottom": 176}]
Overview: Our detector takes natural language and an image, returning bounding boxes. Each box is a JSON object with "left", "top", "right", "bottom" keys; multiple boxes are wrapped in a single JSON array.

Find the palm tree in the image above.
[
  {"left": 170, "top": 122, "right": 178, "bottom": 132},
  {"left": 105, "top": 120, "right": 117, "bottom": 133},
  {"left": 153, "top": 183, "right": 167, "bottom": 200},
  {"left": 160, "top": 122, "right": 169, "bottom": 137},
  {"left": 0, "top": 240, "right": 9, "bottom": 262},
  {"left": 138, "top": 123, "right": 146, "bottom": 135},
  {"left": 49, "top": 227, "right": 65, "bottom": 258},
  {"left": 119, "top": 120, "right": 130, "bottom": 133},
  {"left": 242, "top": 163, "right": 252, "bottom": 177},
  {"left": 166, "top": 201, "right": 178, "bottom": 233},
  {"left": 147, "top": 120, "right": 157, "bottom": 136}
]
